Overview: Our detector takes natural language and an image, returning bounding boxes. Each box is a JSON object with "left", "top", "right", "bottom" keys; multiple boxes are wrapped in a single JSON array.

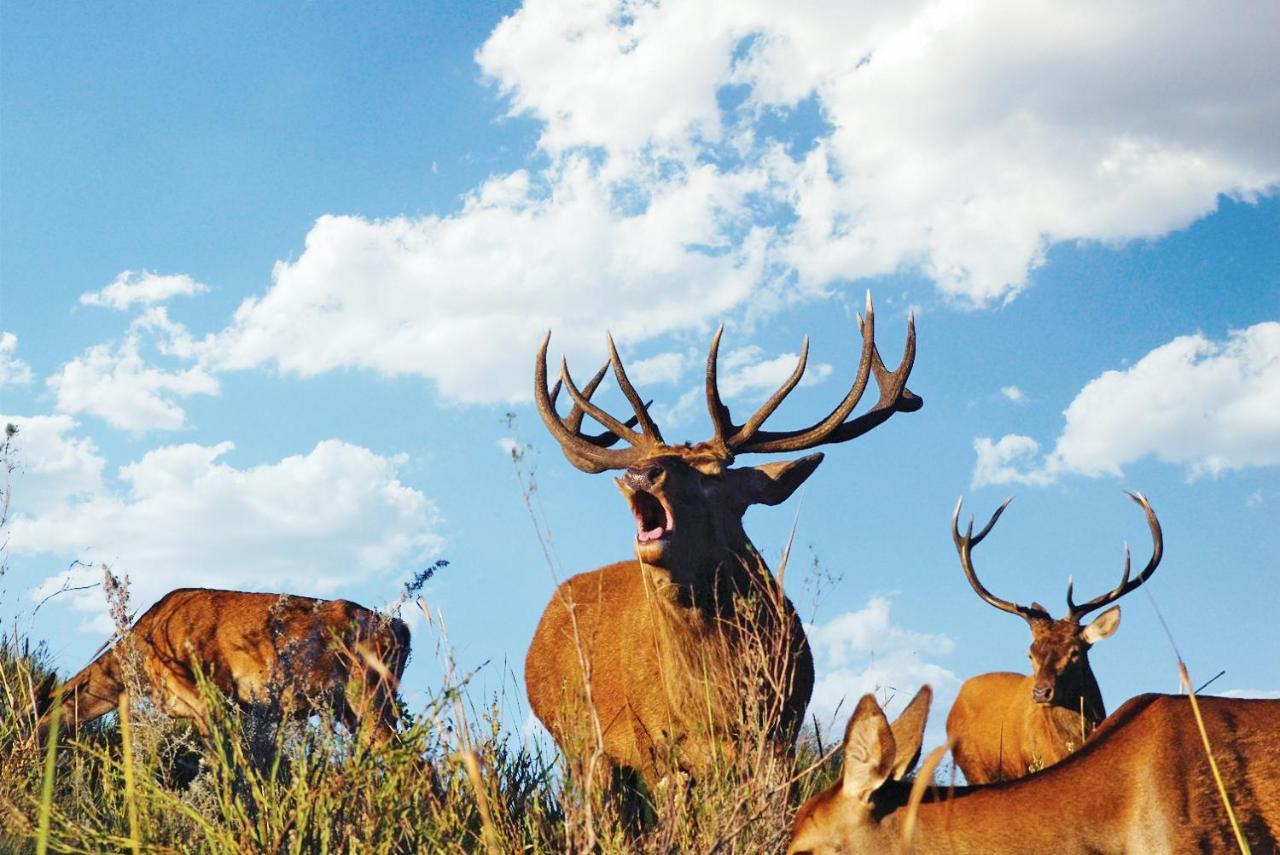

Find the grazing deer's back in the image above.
[{"left": 135, "top": 589, "right": 405, "bottom": 702}]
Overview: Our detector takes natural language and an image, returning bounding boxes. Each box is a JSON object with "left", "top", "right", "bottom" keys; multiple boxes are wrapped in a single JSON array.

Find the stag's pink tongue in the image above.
[{"left": 637, "top": 525, "right": 666, "bottom": 542}]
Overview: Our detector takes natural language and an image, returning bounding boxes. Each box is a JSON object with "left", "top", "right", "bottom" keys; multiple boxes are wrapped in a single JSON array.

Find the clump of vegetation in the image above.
[{"left": 0, "top": 604, "right": 840, "bottom": 854}]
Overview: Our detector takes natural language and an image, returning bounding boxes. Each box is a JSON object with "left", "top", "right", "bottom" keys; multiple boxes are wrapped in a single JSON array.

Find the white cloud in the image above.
[
  {"left": 1001, "top": 385, "right": 1025, "bottom": 403},
  {"left": 0, "top": 333, "right": 34, "bottom": 386},
  {"left": 8, "top": 433, "right": 440, "bottom": 633},
  {"left": 479, "top": 0, "right": 1278, "bottom": 307},
  {"left": 193, "top": 1, "right": 1278, "bottom": 402},
  {"left": 971, "top": 434, "right": 1057, "bottom": 489},
  {"left": 626, "top": 350, "right": 690, "bottom": 386},
  {"left": 973, "top": 323, "right": 1280, "bottom": 486},
  {"left": 48, "top": 334, "right": 219, "bottom": 433},
  {"left": 209, "top": 161, "right": 769, "bottom": 403},
  {"left": 717, "top": 345, "right": 832, "bottom": 401},
  {"left": 807, "top": 596, "right": 958, "bottom": 749},
  {"left": 80, "top": 271, "right": 208, "bottom": 310},
  {"left": 1222, "top": 689, "right": 1280, "bottom": 700},
  {"left": 0, "top": 415, "right": 105, "bottom": 517},
  {"left": 1052, "top": 323, "right": 1280, "bottom": 479}
]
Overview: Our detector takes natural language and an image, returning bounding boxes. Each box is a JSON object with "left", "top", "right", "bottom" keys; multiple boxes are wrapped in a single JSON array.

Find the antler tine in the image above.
[
  {"left": 705, "top": 323, "right": 734, "bottom": 445},
  {"left": 727, "top": 292, "right": 923, "bottom": 454},
  {"left": 731, "top": 336, "right": 810, "bottom": 447},
  {"left": 534, "top": 332, "right": 648, "bottom": 474},
  {"left": 727, "top": 293, "right": 878, "bottom": 455},
  {"left": 560, "top": 357, "right": 644, "bottom": 445},
  {"left": 1067, "top": 491, "right": 1164, "bottom": 621},
  {"left": 816, "top": 306, "right": 923, "bottom": 444},
  {"left": 952, "top": 497, "right": 1045, "bottom": 623},
  {"left": 550, "top": 362, "right": 648, "bottom": 448},
  {"left": 606, "top": 334, "right": 665, "bottom": 445}
]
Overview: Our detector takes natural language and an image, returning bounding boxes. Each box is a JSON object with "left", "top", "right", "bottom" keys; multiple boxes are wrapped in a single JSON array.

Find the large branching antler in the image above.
[
  {"left": 535, "top": 291, "right": 922, "bottom": 473},
  {"left": 534, "top": 332, "right": 660, "bottom": 474},
  {"left": 705, "top": 292, "right": 922, "bottom": 456},
  {"left": 952, "top": 497, "right": 1051, "bottom": 624},
  {"left": 1066, "top": 491, "right": 1163, "bottom": 622}
]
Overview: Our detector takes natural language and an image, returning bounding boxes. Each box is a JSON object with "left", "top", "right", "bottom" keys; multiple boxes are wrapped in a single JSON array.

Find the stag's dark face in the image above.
[
  {"left": 615, "top": 449, "right": 823, "bottom": 576},
  {"left": 1026, "top": 606, "right": 1120, "bottom": 706}
]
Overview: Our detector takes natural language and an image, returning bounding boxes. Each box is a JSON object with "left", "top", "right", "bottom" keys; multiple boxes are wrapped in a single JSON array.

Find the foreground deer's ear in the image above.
[
  {"left": 888, "top": 685, "right": 932, "bottom": 780},
  {"left": 742, "top": 453, "right": 824, "bottom": 507},
  {"left": 1082, "top": 606, "right": 1121, "bottom": 643},
  {"left": 841, "top": 693, "right": 896, "bottom": 804}
]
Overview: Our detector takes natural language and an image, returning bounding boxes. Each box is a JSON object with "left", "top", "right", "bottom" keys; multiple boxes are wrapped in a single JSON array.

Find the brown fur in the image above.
[
  {"left": 946, "top": 610, "right": 1115, "bottom": 782},
  {"left": 38, "top": 588, "right": 410, "bottom": 744},
  {"left": 525, "top": 451, "right": 816, "bottom": 789},
  {"left": 790, "top": 688, "right": 1280, "bottom": 854}
]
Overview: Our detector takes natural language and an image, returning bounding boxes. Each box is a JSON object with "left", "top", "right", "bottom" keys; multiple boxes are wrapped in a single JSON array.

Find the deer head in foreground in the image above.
[
  {"left": 36, "top": 588, "right": 409, "bottom": 747},
  {"left": 945, "top": 492, "right": 1163, "bottom": 783},
  {"left": 788, "top": 686, "right": 1280, "bottom": 854},
  {"left": 525, "top": 294, "right": 922, "bottom": 791}
]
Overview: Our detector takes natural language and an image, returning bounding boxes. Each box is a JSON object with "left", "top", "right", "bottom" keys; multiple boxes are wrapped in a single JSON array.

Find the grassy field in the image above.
[{"left": 0, "top": 597, "right": 842, "bottom": 854}]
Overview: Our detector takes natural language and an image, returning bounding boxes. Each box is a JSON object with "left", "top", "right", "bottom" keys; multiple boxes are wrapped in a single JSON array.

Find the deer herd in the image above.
[{"left": 26, "top": 293, "right": 1279, "bottom": 852}]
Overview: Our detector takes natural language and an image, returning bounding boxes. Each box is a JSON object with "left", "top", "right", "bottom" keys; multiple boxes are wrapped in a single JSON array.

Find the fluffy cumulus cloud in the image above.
[
  {"left": 715, "top": 345, "right": 833, "bottom": 401},
  {"left": 79, "top": 270, "right": 209, "bottom": 310},
  {"left": 199, "top": 0, "right": 1276, "bottom": 405},
  {"left": 0, "top": 332, "right": 34, "bottom": 386},
  {"left": 806, "top": 596, "right": 958, "bottom": 749},
  {"left": 973, "top": 322, "right": 1280, "bottom": 486},
  {"left": 5, "top": 424, "right": 441, "bottom": 632},
  {"left": 210, "top": 163, "right": 770, "bottom": 403},
  {"left": 0, "top": 415, "right": 105, "bottom": 517},
  {"left": 480, "top": 0, "right": 1278, "bottom": 305},
  {"left": 48, "top": 332, "right": 219, "bottom": 433}
]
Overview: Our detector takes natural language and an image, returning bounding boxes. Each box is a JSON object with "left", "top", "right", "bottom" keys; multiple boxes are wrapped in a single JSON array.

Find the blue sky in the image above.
[{"left": 3, "top": 1, "right": 1277, "bottom": 747}]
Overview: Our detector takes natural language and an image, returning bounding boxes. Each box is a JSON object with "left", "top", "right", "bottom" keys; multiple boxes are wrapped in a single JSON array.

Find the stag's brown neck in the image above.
[
  {"left": 642, "top": 540, "right": 776, "bottom": 619},
  {"left": 1046, "top": 661, "right": 1105, "bottom": 745}
]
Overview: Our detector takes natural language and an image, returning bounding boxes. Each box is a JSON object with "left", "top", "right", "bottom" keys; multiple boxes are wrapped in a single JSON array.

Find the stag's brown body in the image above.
[
  {"left": 526, "top": 551, "right": 814, "bottom": 784},
  {"left": 40, "top": 588, "right": 409, "bottom": 743},
  {"left": 789, "top": 688, "right": 1280, "bottom": 854},
  {"left": 526, "top": 295, "right": 921, "bottom": 788},
  {"left": 946, "top": 493, "right": 1162, "bottom": 783}
]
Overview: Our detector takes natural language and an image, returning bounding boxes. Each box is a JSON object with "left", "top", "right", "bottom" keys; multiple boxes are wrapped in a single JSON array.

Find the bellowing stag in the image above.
[
  {"left": 525, "top": 294, "right": 921, "bottom": 790},
  {"left": 37, "top": 588, "right": 409, "bottom": 746},
  {"left": 788, "top": 686, "right": 1280, "bottom": 854},
  {"left": 945, "top": 492, "right": 1163, "bottom": 782}
]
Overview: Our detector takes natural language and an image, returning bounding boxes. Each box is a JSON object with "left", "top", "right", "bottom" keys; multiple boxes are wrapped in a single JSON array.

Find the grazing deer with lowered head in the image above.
[
  {"left": 525, "top": 294, "right": 922, "bottom": 791},
  {"left": 945, "top": 492, "right": 1163, "bottom": 783},
  {"left": 37, "top": 588, "right": 409, "bottom": 746},
  {"left": 788, "top": 686, "right": 1280, "bottom": 854}
]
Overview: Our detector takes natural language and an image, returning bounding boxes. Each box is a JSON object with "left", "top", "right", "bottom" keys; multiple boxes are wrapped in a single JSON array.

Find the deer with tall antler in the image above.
[
  {"left": 525, "top": 294, "right": 922, "bottom": 790},
  {"left": 945, "top": 492, "right": 1164, "bottom": 783}
]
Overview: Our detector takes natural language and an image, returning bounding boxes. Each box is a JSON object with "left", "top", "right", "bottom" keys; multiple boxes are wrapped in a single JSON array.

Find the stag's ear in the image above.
[
  {"left": 841, "top": 693, "right": 896, "bottom": 804},
  {"left": 1082, "top": 606, "right": 1121, "bottom": 644},
  {"left": 739, "top": 453, "right": 824, "bottom": 508},
  {"left": 888, "top": 685, "right": 932, "bottom": 780}
]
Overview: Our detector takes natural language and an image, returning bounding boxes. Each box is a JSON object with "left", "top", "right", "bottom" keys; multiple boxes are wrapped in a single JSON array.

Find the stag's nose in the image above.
[
  {"left": 1032, "top": 684, "right": 1054, "bottom": 704},
  {"left": 624, "top": 463, "right": 666, "bottom": 491}
]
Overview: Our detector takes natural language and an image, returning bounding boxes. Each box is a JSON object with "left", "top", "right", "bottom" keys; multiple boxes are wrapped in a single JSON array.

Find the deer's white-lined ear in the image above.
[
  {"left": 841, "top": 693, "right": 896, "bottom": 804},
  {"left": 1082, "top": 606, "right": 1121, "bottom": 643}
]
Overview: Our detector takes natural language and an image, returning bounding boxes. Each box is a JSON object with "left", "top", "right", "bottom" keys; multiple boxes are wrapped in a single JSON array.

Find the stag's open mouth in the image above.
[{"left": 629, "top": 489, "right": 674, "bottom": 543}]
